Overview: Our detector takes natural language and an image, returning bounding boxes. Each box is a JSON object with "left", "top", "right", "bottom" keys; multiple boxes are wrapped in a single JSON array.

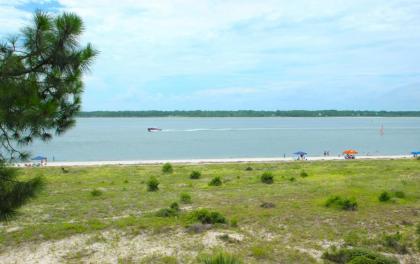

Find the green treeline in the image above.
[{"left": 77, "top": 110, "right": 420, "bottom": 117}]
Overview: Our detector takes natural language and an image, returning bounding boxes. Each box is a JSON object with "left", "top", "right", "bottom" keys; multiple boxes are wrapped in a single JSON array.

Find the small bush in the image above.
[
  {"left": 124, "top": 179, "right": 129, "bottom": 184},
  {"left": 209, "top": 176, "right": 222, "bottom": 186},
  {"left": 192, "top": 209, "right": 227, "bottom": 224},
  {"left": 162, "top": 162, "right": 173, "bottom": 173},
  {"left": 260, "top": 172, "right": 273, "bottom": 184},
  {"left": 245, "top": 166, "right": 253, "bottom": 171},
  {"left": 383, "top": 232, "right": 408, "bottom": 254},
  {"left": 230, "top": 218, "right": 238, "bottom": 227},
  {"left": 201, "top": 252, "right": 242, "bottom": 264},
  {"left": 322, "top": 247, "right": 399, "bottom": 264},
  {"left": 300, "top": 170, "right": 308, "bottom": 177},
  {"left": 251, "top": 245, "right": 269, "bottom": 259},
  {"left": 190, "top": 171, "right": 201, "bottom": 179},
  {"left": 90, "top": 189, "right": 103, "bottom": 197},
  {"left": 289, "top": 176, "right": 296, "bottom": 182},
  {"left": 325, "top": 196, "right": 358, "bottom": 211},
  {"left": 394, "top": 191, "right": 405, "bottom": 199},
  {"left": 378, "top": 191, "right": 391, "bottom": 202},
  {"left": 147, "top": 177, "right": 159, "bottom": 192},
  {"left": 180, "top": 192, "right": 192, "bottom": 203},
  {"left": 260, "top": 202, "right": 275, "bottom": 208},
  {"left": 156, "top": 202, "right": 180, "bottom": 217}
]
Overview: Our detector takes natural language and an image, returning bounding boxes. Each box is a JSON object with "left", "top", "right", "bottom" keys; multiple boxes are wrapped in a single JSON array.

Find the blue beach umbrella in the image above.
[
  {"left": 293, "top": 151, "right": 307, "bottom": 156},
  {"left": 31, "top": 156, "right": 47, "bottom": 161},
  {"left": 411, "top": 151, "right": 420, "bottom": 157}
]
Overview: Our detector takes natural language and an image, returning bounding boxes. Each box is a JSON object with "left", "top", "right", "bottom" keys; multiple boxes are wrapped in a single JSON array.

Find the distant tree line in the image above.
[{"left": 76, "top": 110, "right": 420, "bottom": 118}]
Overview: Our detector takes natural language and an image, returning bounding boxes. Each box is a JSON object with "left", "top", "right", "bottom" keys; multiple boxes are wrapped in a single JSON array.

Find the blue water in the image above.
[{"left": 28, "top": 117, "right": 420, "bottom": 161}]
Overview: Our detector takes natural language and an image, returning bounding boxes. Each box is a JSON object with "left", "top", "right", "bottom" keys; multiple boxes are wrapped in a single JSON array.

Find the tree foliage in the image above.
[
  {"left": 0, "top": 11, "right": 96, "bottom": 220},
  {"left": 0, "top": 11, "right": 97, "bottom": 161}
]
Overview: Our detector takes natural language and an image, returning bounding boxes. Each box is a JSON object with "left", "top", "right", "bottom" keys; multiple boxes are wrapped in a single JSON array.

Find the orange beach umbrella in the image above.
[{"left": 343, "top": 149, "right": 358, "bottom": 155}]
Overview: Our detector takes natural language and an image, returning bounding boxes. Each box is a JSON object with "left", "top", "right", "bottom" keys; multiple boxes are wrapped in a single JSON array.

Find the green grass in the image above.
[{"left": 0, "top": 159, "right": 419, "bottom": 263}]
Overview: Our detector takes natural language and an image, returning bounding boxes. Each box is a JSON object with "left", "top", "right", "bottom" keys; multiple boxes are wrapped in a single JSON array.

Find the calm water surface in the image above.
[{"left": 29, "top": 117, "right": 420, "bottom": 161}]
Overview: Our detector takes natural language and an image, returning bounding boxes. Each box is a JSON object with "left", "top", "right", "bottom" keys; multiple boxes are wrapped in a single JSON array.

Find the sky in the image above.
[{"left": 1, "top": 0, "right": 420, "bottom": 111}]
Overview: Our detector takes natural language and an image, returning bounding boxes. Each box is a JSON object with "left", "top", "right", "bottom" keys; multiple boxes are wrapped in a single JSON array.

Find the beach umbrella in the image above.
[
  {"left": 293, "top": 151, "right": 307, "bottom": 156},
  {"left": 343, "top": 150, "right": 358, "bottom": 155},
  {"left": 31, "top": 156, "right": 47, "bottom": 161},
  {"left": 411, "top": 151, "right": 420, "bottom": 155}
]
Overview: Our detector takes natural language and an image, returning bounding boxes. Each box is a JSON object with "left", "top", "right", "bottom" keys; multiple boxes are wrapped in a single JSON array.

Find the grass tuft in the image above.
[
  {"left": 162, "top": 162, "right": 173, "bottom": 173},
  {"left": 147, "top": 176, "right": 159, "bottom": 192},
  {"left": 190, "top": 170, "right": 201, "bottom": 179},
  {"left": 260, "top": 172, "right": 274, "bottom": 184},
  {"left": 209, "top": 176, "right": 222, "bottom": 186},
  {"left": 325, "top": 196, "right": 358, "bottom": 211}
]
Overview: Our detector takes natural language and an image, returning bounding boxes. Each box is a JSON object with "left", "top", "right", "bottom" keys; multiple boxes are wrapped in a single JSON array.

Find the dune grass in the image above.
[{"left": 0, "top": 159, "right": 419, "bottom": 263}]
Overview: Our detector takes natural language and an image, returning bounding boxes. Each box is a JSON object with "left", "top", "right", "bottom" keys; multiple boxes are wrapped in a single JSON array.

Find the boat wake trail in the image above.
[{"left": 162, "top": 128, "right": 291, "bottom": 132}]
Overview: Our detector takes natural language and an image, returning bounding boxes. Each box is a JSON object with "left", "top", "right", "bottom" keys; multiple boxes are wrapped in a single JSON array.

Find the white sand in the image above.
[{"left": 15, "top": 155, "right": 413, "bottom": 167}]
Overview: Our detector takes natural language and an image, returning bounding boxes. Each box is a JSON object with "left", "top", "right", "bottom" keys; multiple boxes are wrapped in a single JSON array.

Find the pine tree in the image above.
[{"left": 0, "top": 11, "right": 97, "bottom": 220}]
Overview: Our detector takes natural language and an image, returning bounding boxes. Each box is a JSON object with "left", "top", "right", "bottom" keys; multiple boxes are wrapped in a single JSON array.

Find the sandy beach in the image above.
[{"left": 15, "top": 154, "right": 413, "bottom": 167}]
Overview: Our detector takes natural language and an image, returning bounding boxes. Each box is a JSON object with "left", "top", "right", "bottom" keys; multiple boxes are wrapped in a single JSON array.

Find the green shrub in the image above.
[
  {"left": 251, "top": 245, "right": 269, "bottom": 259},
  {"left": 90, "top": 189, "right": 103, "bottom": 197},
  {"left": 209, "top": 176, "right": 222, "bottom": 186},
  {"left": 147, "top": 177, "right": 159, "bottom": 192},
  {"left": 260, "top": 172, "right": 273, "bottom": 184},
  {"left": 245, "top": 166, "right": 253, "bottom": 171},
  {"left": 201, "top": 252, "right": 242, "bottom": 264},
  {"left": 156, "top": 202, "right": 180, "bottom": 217},
  {"left": 162, "top": 162, "right": 173, "bottom": 173},
  {"left": 230, "top": 218, "right": 238, "bottom": 227},
  {"left": 180, "top": 193, "right": 192, "bottom": 204},
  {"left": 383, "top": 232, "right": 408, "bottom": 254},
  {"left": 300, "top": 170, "right": 308, "bottom": 177},
  {"left": 394, "top": 191, "right": 405, "bottom": 198},
  {"left": 289, "top": 176, "right": 296, "bottom": 182},
  {"left": 190, "top": 171, "right": 201, "bottom": 179},
  {"left": 192, "top": 209, "right": 227, "bottom": 224},
  {"left": 322, "top": 247, "right": 399, "bottom": 264},
  {"left": 325, "top": 196, "right": 358, "bottom": 211},
  {"left": 379, "top": 191, "right": 391, "bottom": 202}
]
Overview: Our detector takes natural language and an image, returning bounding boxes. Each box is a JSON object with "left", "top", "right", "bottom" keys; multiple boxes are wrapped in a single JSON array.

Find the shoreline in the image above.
[{"left": 17, "top": 155, "right": 413, "bottom": 167}]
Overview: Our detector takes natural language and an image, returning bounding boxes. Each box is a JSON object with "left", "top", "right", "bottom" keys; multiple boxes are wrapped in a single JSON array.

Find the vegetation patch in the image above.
[
  {"left": 147, "top": 176, "right": 159, "bottom": 192},
  {"left": 156, "top": 202, "right": 180, "bottom": 217},
  {"left": 180, "top": 192, "right": 192, "bottom": 204},
  {"left": 382, "top": 232, "right": 408, "bottom": 254},
  {"left": 394, "top": 191, "right": 405, "bottom": 199},
  {"left": 378, "top": 191, "right": 391, "bottom": 202},
  {"left": 300, "top": 170, "right": 308, "bottom": 178},
  {"left": 209, "top": 176, "right": 222, "bottom": 186},
  {"left": 162, "top": 162, "right": 173, "bottom": 174},
  {"left": 90, "top": 189, "right": 103, "bottom": 197},
  {"left": 200, "top": 252, "right": 242, "bottom": 264},
  {"left": 190, "top": 171, "right": 201, "bottom": 179},
  {"left": 322, "top": 247, "right": 399, "bottom": 264},
  {"left": 260, "top": 202, "right": 275, "bottom": 208},
  {"left": 260, "top": 172, "right": 274, "bottom": 184},
  {"left": 191, "top": 209, "right": 227, "bottom": 224},
  {"left": 325, "top": 196, "right": 358, "bottom": 211}
]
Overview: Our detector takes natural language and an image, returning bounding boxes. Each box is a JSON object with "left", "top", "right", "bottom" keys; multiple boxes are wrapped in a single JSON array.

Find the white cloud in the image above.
[{"left": 2, "top": 0, "right": 420, "bottom": 110}]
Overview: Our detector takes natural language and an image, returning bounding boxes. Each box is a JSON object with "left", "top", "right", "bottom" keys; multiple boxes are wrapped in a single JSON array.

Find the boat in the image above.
[{"left": 147, "top": 127, "right": 162, "bottom": 132}]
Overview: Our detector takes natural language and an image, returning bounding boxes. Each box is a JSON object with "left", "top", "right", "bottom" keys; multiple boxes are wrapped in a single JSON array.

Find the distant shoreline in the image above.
[
  {"left": 76, "top": 110, "right": 420, "bottom": 118},
  {"left": 18, "top": 155, "right": 413, "bottom": 167}
]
